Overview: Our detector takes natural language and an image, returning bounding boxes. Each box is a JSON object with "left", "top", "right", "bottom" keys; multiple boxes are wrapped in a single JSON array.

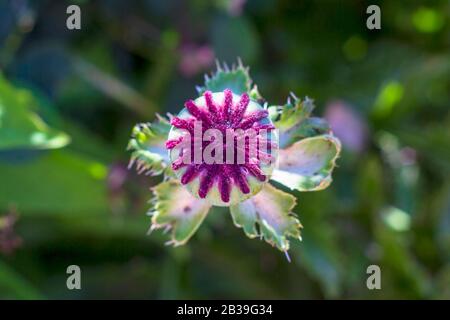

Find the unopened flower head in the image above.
[{"left": 128, "top": 61, "right": 341, "bottom": 253}]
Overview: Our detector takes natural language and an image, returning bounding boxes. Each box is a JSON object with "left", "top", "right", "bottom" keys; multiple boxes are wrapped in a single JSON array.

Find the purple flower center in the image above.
[{"left": 166, "top": 89, "right": 277, "bottom": 205}]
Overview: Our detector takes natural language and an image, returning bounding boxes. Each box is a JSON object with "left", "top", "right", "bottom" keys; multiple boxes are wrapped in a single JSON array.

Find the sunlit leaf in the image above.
[
  {"left": 230, "top": 183, "right": 301, "bottom": 252},
  {"left": 196, "top": 60, "right": 255, "bottom": 96},
  {"left": 269, "top": 94, "right": 315, "bottom": 132},
  {"left": 269, "top": 94, "right": 331, "bottom": 148},
  {"left": 149, "top": 179, "right": 212, "bottom": 246},
  {"left": 271, "top": 134, "right": 341, "bottom": 191},
  {"left": 280, "top": 117, "right": 331, "bottom": 148},
  {"left": 0, "top": 73, "right": 70, "bottom": 150},
  {"left": 210, "top": 16, "right": 259, "bottom": 66},
  {"left": 127, "top": 115, "right": 171, "bottom": 176},
  {"left": 0, "top": 150, "right": 108, "bottom": 214}
]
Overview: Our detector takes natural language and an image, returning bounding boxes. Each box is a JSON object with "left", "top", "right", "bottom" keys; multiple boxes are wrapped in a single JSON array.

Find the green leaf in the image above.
[
  {"left": 127, "top": 115, "right": 171, "bottom": 176},
  {"left": 196, "top": 60, "right": 255, "bottom": 96},
  {"left": 0, "top": 150, "right": 109, "bottom": 215},
  {"left": 230, "top": 183, "right": 301, "bottom": 252},
  {"left": 210, "top": 16, "right": 259, "bottom": 66},
  {"left": 293, "top": 236, "right": 342, "bottom": 298},
  {"left": 149, "top": 179, "right": 212, "bottom": 246},
  {"left": 0, "top": 260, "right": 43, "bottom": 299},
  {"left": 271, "top": 134, "right": 341, "bottom": 191},
  {"left": 0, "top": 73, "right": 70, "bottom": 150}
]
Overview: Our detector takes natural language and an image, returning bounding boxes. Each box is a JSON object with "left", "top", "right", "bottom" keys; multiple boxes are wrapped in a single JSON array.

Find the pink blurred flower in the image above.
[
  {"left": 228, "top": 0, "right": 247, "bottom": 16},
  {"left": 0, "top": 212, "right": 22, "bottom": 256},
  {"left": 179, "top": 45, "right": 215, "bottom": 77},
  {"left": 107, "top": 163, "right": 128, "bottom": 194},
  {"left": 399, "top": 147, "right": 417, "bottom": 166},
  {"left": 325, "top": 100, "right": 368, "bottom": 153}
]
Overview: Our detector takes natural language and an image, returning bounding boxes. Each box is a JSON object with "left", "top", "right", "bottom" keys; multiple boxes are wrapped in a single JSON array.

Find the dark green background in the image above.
[{"left": 0, "top": 0, "right": 449, "bottom": 299}]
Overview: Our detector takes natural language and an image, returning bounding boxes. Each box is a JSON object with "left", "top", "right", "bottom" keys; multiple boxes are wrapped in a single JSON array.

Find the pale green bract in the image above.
[
  {"left": 127, "top": 115, "right": 171, "bottom": 176},
  {"left": 230, "top": 183, "right": 301, "bottom": 251},
  {"left": 149, "top": 180, "right": 212, "bottom": 246},
  {"left": 271, "top": 135, "right": 341, "bottom": 191}
]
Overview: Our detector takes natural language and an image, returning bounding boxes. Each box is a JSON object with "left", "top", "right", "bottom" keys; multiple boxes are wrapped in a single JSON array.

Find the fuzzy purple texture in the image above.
[{"left": 167, "top": 89, "right": 273, "bottom": 203}]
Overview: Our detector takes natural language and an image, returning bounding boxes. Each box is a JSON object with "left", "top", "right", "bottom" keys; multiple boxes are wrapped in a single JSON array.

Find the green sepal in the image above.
[
  {"left": 269, "top": 93, "right": 332, "bottom": 148},
  {"left": 196, "top": 60, "right": 259, "bottom": 97},
  {"left": 280, "top": 117, "right": 331, "bottom": 148},
  {"left": 230, "top": 183, "right": 302, "bottom": 252},
  {"left": 127, "top": 114, "right": 171, "bottom": 176},
  {"left": 249, "top": 85, "right": 263, "bottom": 101},
  {"left": 271, "top": 134, "right": 341, "bottom": 191},
  {"left": 269, "top": 93, "right": 315, "bottom": 132},
  {"left": 149, "top": 179, "right": 212, "bottom": 246}
]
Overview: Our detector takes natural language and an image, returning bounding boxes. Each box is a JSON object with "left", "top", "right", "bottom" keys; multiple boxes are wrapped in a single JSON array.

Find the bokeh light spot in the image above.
[
  {"left": 342, "top": 36, "right": 367, "bottom": 61},
  {"left": 412, "top": 7, "right": 445, "bottom": 33},
  {"left": 382, "top": 206, "right": 411, "bottom": 232},
  {"left": 373, "top": 81, "right": 404, "bottom": 118},
  {"left": 89, "top": 162, "right": 108, "bottom": 180}
]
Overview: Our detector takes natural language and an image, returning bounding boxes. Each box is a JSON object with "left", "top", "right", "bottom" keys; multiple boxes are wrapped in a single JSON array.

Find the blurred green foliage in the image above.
[{"left": 0, "top": 0, "right": 449, "bottom": 299}]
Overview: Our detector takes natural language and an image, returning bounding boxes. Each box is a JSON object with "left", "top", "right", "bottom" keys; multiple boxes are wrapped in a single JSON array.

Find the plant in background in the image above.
[{"left": 128, "top": 61, "right": 341, "bottom": 258}]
